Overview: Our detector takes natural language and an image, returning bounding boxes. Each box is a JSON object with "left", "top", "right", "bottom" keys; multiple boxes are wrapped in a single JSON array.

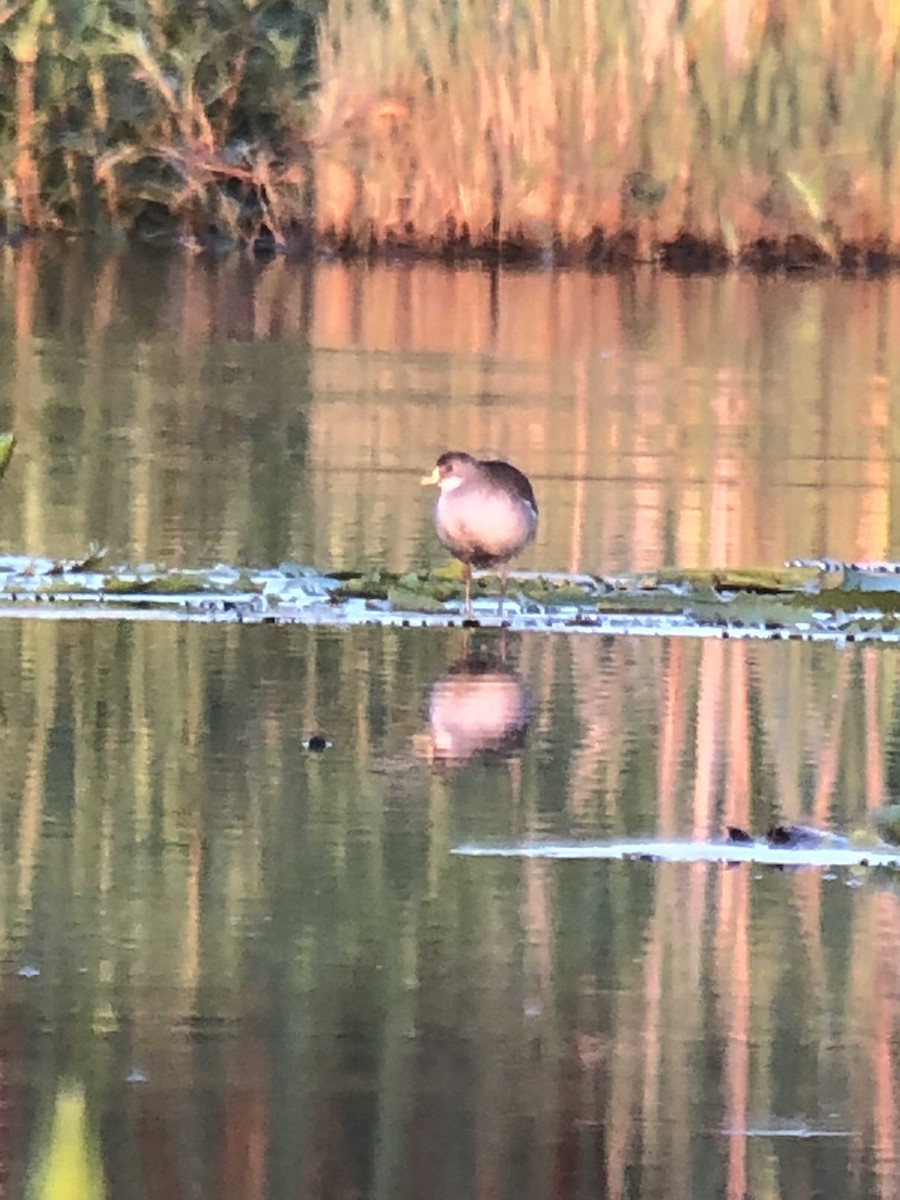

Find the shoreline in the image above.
[{"left": 7, "top": 226, "right": 900, "bottom": 277}]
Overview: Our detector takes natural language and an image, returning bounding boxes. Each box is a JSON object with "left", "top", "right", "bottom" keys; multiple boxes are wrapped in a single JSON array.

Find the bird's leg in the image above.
[
  {"left": 463, "top": 562, "right": 472, "bottom": 616},
  {"left": 498, "top": 565, "right": 508, "bottom": 617}
]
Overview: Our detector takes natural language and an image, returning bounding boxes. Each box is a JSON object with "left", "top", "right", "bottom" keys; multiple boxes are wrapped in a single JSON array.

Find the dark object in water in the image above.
[
  {"left": 726, "top": 823, "right": 837, "bottom": 850},
  {"left": 306, "top": 734, "right": 331, "bottom": 752},
  {"left": 725, "top": 826, "right": 755, "bottom": 845},
  {"left": 421, "top": 451, "right": 538, "bottom": 615},
  {"left": 765, "top": 823, "right": 828, "bottom": 848}
]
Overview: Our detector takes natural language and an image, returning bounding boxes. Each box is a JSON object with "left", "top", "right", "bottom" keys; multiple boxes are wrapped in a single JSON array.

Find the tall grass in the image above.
[
  {"left": 7, "top": 0, "right": 900, "bottom": 260},
  {"left": 314, "top": 0, "right": 900, "bottom": 263}
]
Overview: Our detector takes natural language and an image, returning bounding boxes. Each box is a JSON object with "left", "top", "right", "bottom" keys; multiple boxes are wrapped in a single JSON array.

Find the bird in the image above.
[{"left": 421, "top": 451, "right": 538, "bottom": 615}]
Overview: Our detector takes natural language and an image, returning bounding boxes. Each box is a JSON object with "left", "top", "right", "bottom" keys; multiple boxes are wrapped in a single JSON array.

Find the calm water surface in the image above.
[
  {"left": 2, "top": 247, "right": 900, "bottom": 1198},
  {"left": 2, "top": 242, "right": 900, "bottom": 572}
]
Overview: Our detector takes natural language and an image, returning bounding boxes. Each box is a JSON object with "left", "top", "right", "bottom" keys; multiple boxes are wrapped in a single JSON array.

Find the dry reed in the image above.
[
  {"left": 313, "top": 0, "right": 900, "bottom": 265},
  {"left": 6, "top": 0, "right": 900, "bottom": 263}
]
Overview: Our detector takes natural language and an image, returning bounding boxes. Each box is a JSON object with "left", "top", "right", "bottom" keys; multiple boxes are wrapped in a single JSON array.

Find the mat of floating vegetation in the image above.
[{"left": 4, "top": 554, "right": 900, "bottom": 641}]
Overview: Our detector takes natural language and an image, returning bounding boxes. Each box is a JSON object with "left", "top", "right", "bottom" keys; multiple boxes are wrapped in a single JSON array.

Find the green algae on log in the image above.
[{"left": 0, "top": 555, "right": 900, "bottom": 640}]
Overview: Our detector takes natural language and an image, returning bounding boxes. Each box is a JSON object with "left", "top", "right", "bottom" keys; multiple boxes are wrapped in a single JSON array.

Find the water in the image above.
[
  {"left": 4, "top": 244, "right": 900, "bottom": 575},
  {"left": 2, "top": 245, "right": 900, "bottom": 1197}
]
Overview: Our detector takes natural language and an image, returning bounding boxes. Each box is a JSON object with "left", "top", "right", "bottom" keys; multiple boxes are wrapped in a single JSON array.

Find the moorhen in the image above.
[{"left": 421, "top": 451, "right": 538, "bottom": 615}]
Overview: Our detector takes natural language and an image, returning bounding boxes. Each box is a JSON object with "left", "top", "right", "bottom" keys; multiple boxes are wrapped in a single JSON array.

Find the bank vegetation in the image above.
[{"left": 7, "top": 0, "right": 900, "bottom": 268}]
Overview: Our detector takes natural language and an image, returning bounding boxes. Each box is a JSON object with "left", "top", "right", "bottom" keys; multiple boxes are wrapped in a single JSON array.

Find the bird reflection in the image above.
[{"left": 422, "top": 649, "right": 531, "bottom": 767}]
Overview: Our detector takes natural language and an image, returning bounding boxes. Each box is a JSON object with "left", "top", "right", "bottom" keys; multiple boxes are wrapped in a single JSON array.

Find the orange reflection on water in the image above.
[{"left": 5, "top": 246, "right": 900, "bottom": 575}]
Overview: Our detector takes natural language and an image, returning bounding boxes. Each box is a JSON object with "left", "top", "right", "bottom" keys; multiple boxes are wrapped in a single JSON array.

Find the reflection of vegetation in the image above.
[
  {"left": 3, "top": 212, "right": 900, "bottom": 1200},
  {"left": 1, "top": 622, "right": 899, "bottom": 1196},
  {"left": 2, "top": 243, "right": 317, "bottom": 572},
  {"left": 2, "top": 245, "right": 898, "bottom": 584},
  {"left": 0, "top": 433, "right": 14, "bottom": 481},
  {"left": 874, "top": 805, "right": 900, "bottom": 846},
  {"left": 27, "top": 1085, "right": 105, "bottom": 1200}
]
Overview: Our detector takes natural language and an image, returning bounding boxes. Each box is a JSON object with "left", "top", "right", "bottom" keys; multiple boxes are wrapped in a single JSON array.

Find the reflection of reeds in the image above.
[
  {"left": 4, "top": 247, "right": 900, "bottom": 577},
  {"left": 0, "top": 619, "right": 897, "bottom": 1193}
]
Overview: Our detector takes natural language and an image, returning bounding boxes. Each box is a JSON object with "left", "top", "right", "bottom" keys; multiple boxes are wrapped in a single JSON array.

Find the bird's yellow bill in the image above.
[{"left": 420, "top": 467, "right": 441, "bottom": 486}]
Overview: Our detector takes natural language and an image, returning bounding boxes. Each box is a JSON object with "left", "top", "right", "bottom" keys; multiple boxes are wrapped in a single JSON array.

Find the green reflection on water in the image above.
[
  {"left": 2, "top": 246, "right": 900, "bottom": 1197},
  {"left": 27, "top": 1084, "right": 105, "bottom": 1200},
  {"left": 0, "top": 620, "right": 893, "bottom": 1198},
  {"left": 2, "top": 246, "right": 900, "bottom": 578}
]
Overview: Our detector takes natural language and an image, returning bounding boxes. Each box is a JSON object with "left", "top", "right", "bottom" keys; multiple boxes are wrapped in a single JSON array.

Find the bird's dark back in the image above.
[{"left": 479, "top": 460, "right": 538, "bottom": 512}]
